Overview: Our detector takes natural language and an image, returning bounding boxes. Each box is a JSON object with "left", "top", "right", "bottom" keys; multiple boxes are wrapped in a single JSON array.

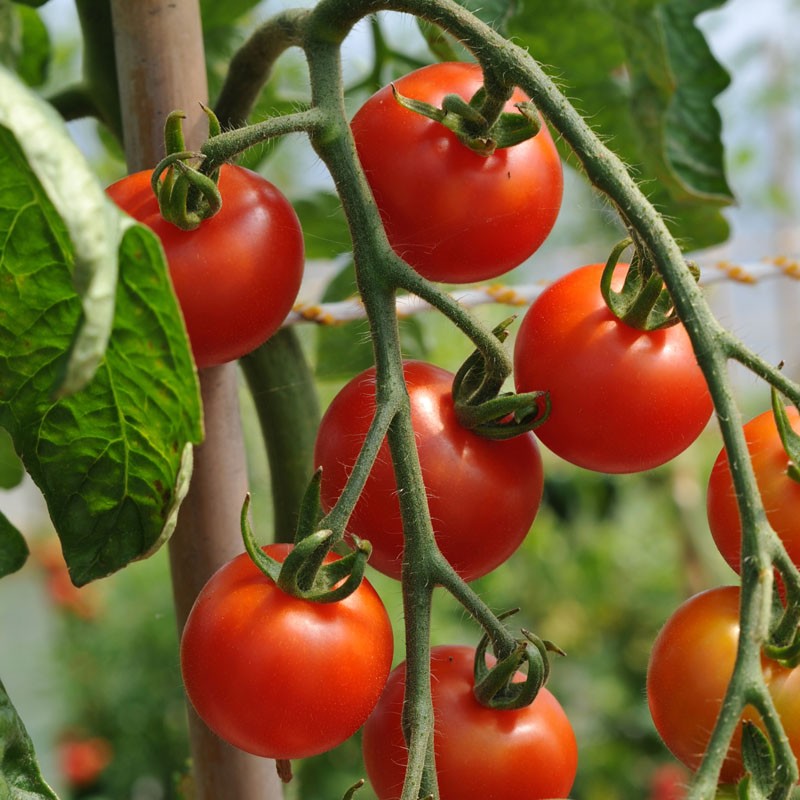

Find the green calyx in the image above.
[
  {"left": 150, "top": 107, "right": 223, "bottom": 231},
  {"left": 392, "top": 82, "right": 541, "bottom": 156},
  {"left": 601, "top": 237, "right": 700, "bottom": 331},
  {"left": 240, "top": 489, "right": 371, "bottom": 604},
  {"left": 472, "top": 611, "right": 563, "bottom": 710},
  {"left": 453, "top": 318, "right": 549, "bottom": 439}
]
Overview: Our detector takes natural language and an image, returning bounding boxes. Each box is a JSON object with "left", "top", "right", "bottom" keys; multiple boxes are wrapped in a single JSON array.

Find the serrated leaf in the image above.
[
  {"left": 0, "top": 102, "right": 202, "bottom": 586},
  {"left": 0, "top": 678, "right": 58, "bottom": 799},
  {"left": 293, "top": 193, "right": 351, "bottom": 261},
  {"left": 0, "top": 515, "right": 27, "bottom": 578},
  {"left": 508, "top": 0, "right": 732, "bottom": 250}
]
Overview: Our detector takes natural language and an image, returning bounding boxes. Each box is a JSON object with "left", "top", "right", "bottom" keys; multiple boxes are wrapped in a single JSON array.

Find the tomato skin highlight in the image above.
[
  {"left": 351, "top": 62, "right": 563, "bottom": 283},
  {"left": 179, "top": 543, "right": 394, "bottom": 759},
  {"left": 513, "top": 263, "right": 713, "bottom": 473},
  {"left": 107, "top": 164, "right": 304, "bottom": 369},
  {"left": 646, "top": 586, "right": 800, "bottom": 784},
  {"left": 707, "top": 406, "right": 800, "bottom": 574},
  {"left": 362, "top": 644, "right": 578, "bottom": 800},
  {"left": 314, "top": 361, "right": 544, "bottom": 582}
]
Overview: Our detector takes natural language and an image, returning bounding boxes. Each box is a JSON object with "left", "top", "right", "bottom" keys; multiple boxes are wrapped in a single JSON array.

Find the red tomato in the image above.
[
  {"left": 351, "top": 62, "right": 563, "bottom": 283},
  {"left": 180, "top": 543, "right": 393, "bottom": 759},
  {"left": 314, "top": 361, "right": 544, "bottom": 581},
  {"left": 646, "top": 586, "right": 800, "bottom": 784},
  {"left": 57, "top": 736, "right": 113, "bottom": 788},
  {"left": 706, "top": 406, "right": 800, "bottom": 574},
  {"left": 107, "top": 164, "right": 304, "bottom": 368},
  {"left": 362, "top": 644, "right": 578, "bottom": 800},
  {"left": 513, "top": 263, "right": 713, "bottom": 473}
]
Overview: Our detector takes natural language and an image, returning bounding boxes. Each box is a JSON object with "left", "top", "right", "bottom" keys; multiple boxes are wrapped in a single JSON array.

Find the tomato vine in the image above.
[{"left": 2, "top": 0, "right": 800, "bottom": 799}]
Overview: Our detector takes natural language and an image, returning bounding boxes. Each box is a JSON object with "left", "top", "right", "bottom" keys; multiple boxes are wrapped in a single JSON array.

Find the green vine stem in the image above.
[
  {"left": 208, "top": 1, "right": 800, "bottom": 797},
  {"left": 240, "top": 329, "right": 321, "bottom": 543}
]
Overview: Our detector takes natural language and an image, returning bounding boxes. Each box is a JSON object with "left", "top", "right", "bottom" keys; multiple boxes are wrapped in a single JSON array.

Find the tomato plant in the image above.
[
  {"left": 314, "top": 360, "right": 544, "bottom": 581},
  {"left": 646, "top": 586, "right": 800, "bottom": 784},
  {"left": 350, "top": 61, "right": 563, "bottom": 284},
  {"left": 362, "top": 644, "right": 578, "bottom": 800},
  {"left": 513, "top": 262, "right": 713, "bottom": 473},
  {"left": 107, "top": 164, "right": 304, "bottom": 369},
  {"left": 179, "top": 543, "right": 394, "bottom": 759},
  {"left": 707, "top": 406, "right": 800, "bottom": 574}
]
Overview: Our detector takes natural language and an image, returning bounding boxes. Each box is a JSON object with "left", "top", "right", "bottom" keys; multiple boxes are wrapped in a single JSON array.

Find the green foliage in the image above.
[
  {"left": 0, "top": 73, "right": 202, "bottom": 586},
  {"left": 508, "top": 0, "right": 732, "bottom": 250},
  {"left": 0, "top": 3, "right": 50, "bottom": 87},
  {"left": 0, "top": 516, "right": 27, "bottom": 578},
  {"left": 0, "top": 678, "right": 57, "bottom": 799}
]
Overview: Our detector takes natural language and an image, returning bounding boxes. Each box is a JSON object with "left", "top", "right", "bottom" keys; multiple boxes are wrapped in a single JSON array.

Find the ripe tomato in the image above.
[
  {"left": 362, "top": 644, "right": 578, "bottom": 800},
  {"left": 646, "top": 586, "right": 800, "bottom": 783},
  {"left": 513, "top": 263, "right": 713, "bottom": 473},
  {"left": 107, "top": 164, "right": 304, "bottom": 369},
  {"left": 706, "top": 406, "right": 800, "bottom": 574},
  {"left": 180, "top": 543, "right": 393, "bottom": 759},
  {"left": 350, "top": 62, "right": 563, "bottom": 283},
  {"left": 314, "top": 361, "right": 544, "bottom": 582}
]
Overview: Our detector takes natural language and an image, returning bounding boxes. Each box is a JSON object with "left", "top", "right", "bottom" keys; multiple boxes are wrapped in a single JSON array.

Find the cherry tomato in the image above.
[
  {"left": 314, "top": 361, "right": 544, "bottom": 581},
  {"left": 107, "top": 164, "right": 304, "bottom": 369},
  {"left": 362, "top": 644, "right": 578, "bottom": 800},
  {"left": 646, "top": 586, "right": 800, "bottom": 783},
  {"left": 180, "top": 543, "right": 394, "bottom": 759},
  {"left": 513, "top": 263, "right": 713, "bottom": 473},
  {"left": 706, "top": 406, "right": 800, "bottom": 574},
  {"left": 351, "top": 62, "right": 563, "bottom": 283}
]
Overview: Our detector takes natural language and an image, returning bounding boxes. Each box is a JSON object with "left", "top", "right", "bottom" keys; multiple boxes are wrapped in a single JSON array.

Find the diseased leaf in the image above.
[
  {"left": 508, "top": 0, "right": 732, "bottom": 250},
  {"left": 0, "top": 77, "right": 202, "bottom": 586},
  {"left": 0, "top": 678, "right": 58, "bottom": 799},
  {"left": 0, "top": 515, "right": 27, "bottom": 578}
]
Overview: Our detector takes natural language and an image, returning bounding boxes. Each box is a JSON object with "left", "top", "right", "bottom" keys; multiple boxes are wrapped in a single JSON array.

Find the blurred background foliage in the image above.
[{"left": 1, "top": 0, "right": 800, "bottom": 798}]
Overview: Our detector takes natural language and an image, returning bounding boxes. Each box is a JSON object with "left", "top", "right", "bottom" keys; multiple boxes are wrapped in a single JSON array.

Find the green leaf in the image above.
[
  {"left": 0, "top": 3, "right": 50, "bottom": 88},
  {"left": 0, "top": 678, "right": 58, "bottom": 799},
  {"left": 508, "top": 0, "right": 732, "bottom": 250},
  {"left": 0, "top": 74, "right": 202, "bottom": 586},
  {"left": 293, "top": 193, "right": 351, "bottom": 261},
  {"left": 0, "top": 429, "right": 23, "bottom": 490},
  {"left": 0, "top": 67, "right": 119, "bottom": 395},
  {"left": 740, "top": 721, "right": 776, "bottom": 798},
  {"left": 0, "top": 515, "right": 28, "bottom": 578}
]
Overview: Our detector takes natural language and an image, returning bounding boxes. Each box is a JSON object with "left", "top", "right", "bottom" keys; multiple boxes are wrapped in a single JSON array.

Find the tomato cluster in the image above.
[
  {"left": 644, "top": 403, "right": 800, "bottom": 785},
  {"left": 147, "top": 62, "right": 790, "bottom": 799}
]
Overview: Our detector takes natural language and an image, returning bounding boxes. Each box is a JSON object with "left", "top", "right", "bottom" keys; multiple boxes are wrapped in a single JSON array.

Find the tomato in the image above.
[
  {"left": 350, "top": 62, "right": 563, "bottom": 283},
  {"left": 107, "top": 164, "right": 304, "bottom": 369},
  {"left": 179, "top": 543, "right": 393, "bottom": 759},
  {"left": 706, "top": 406, "right": 800, "bottom": 574},
  {"left": 57, "top": 736, "right": 113, "bottom": 788},
  {"left": 362, "top": 644, "right": 578, "bottom": 800},
  {"left": 513, "top": 263, "right": 713, "bottom": 473},
  {"left": 646, "top": 586, "right": 800, "bottom": 783},
  {"left": 314, "top": 361, "right": 543, "bottom": 582}
]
